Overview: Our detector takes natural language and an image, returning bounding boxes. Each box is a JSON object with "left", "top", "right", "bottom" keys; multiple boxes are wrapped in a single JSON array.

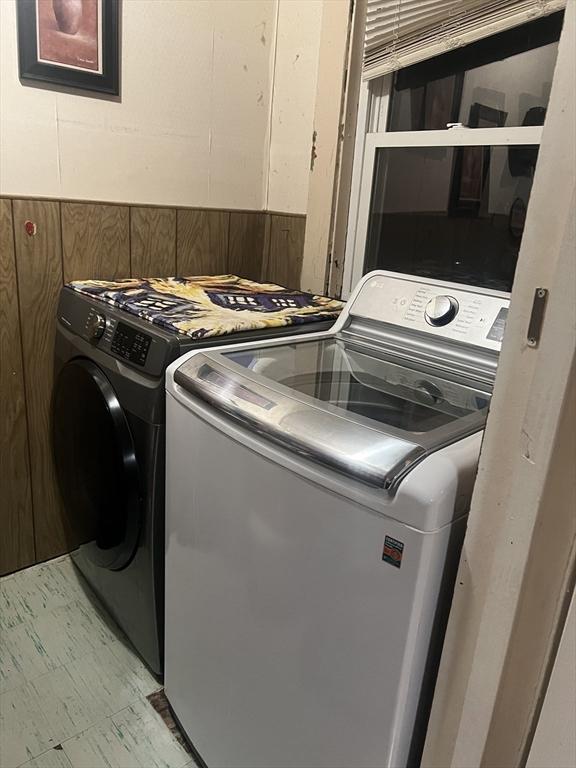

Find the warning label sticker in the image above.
[{"left": 382, "top": 535, "right": 404, "bottom": 568}]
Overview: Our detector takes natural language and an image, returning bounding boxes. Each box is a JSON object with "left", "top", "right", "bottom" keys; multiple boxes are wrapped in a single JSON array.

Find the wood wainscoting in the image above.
[{"left": 0, "top": 197, "right": 306, "bottom": 575}]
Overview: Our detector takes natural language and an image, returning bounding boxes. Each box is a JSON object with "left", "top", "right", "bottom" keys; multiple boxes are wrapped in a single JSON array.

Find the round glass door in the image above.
[{"left": 52, "top": 359, "right": 141, "bottom": 570}]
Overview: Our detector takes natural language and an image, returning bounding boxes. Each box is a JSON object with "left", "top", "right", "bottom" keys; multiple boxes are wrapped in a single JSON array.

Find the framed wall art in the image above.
[
  {"left": 17, "top": 0, "right": 119, "bottom": 96},
  {"left": 449, "top": 103, "right": 508, "bottom": 216}
]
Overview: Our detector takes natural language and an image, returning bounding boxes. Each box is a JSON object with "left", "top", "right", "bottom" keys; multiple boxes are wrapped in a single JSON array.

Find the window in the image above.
[{"left": 343, "top": 13, "right": 563, "bottom": 296}]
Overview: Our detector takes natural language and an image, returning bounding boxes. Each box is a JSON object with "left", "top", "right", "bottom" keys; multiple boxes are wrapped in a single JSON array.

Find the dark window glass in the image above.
[
  {"left": 388, "top": 13, "right": 562, "bottom": 132},
  {"left": 364, "top": 145, "right": 536, "bottom": 291}
]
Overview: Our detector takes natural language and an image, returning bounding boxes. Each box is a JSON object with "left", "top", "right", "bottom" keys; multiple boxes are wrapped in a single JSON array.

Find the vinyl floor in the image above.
[{"left": 0, "top": 555, "right": 196, "bottom": 768}]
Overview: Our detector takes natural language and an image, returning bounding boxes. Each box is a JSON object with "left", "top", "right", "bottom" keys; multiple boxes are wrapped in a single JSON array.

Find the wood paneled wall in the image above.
[
  {"left": 265, "top": 215, "right": 307, "bottom": 289},
  {"left": 0, "top": 199, "right": 35, "bottom": 574},
  {"left": 0, "top": 198, "right": 306, "bottom": 576}
]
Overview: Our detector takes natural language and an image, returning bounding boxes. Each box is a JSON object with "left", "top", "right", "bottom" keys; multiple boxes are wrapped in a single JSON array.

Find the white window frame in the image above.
[{"left": 341, "top": 75, "right": 544, "bottom": 298}]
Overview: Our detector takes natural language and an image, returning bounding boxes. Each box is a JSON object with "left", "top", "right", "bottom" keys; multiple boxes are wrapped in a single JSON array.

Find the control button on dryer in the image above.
[{"left": 424, "top": 295, "right": 459, "bottom": 327}]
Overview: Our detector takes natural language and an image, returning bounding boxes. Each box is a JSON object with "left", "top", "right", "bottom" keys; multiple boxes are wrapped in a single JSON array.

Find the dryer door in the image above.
[{"left": 52, "top": 358, "right": 141, "bottom": 570}]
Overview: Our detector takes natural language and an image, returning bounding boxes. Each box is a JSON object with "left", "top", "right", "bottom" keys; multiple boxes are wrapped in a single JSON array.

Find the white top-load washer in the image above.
[{"left": 164, "top": 271, "right": 510, "bottom": 768}]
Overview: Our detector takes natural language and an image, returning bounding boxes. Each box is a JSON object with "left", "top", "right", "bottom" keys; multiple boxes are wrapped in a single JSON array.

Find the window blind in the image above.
[{"left": 363, "top": 0, "right": 566, "bottom": 80}]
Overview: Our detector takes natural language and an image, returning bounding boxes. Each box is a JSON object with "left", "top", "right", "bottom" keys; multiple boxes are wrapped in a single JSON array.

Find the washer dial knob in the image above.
[
  {"left": 424, "top": 295, "right": 459, "bottom": 326},
  {"left": 87, "top": 312, "right": 106, "bottom": 340}
]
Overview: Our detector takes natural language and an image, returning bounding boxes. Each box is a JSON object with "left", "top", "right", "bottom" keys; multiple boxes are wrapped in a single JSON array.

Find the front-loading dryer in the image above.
[{"left": 52, "top": 276, "right": 342, "bottom": 675}]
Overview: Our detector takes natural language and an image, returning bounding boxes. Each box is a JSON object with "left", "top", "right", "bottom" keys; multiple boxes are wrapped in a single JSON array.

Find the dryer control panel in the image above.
[
  {"left": 58, "top": 290, "right": 174, "bottom": 377},
  {"left": 111, "top": 322, "right": 152, "bottom": 366},
  {"left": 348, "top": 273, "right": 510, "bottom": 351}
]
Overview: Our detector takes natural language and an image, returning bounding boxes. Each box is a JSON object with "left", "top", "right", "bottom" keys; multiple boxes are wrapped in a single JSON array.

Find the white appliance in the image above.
[{"left": 165, "top": 271, "right": 510, "bottom": 768}]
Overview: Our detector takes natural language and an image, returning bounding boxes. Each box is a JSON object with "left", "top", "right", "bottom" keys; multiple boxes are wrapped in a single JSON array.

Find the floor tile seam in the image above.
[
  {"left": 33, "top": 645, "right": 141, "bottom": 713},
  {"left": 68, "top": 640, "right": 157, "bottom": 702},
  {"left": 1, "top": 592, "right": 113, "bottom": 638},
  {"left": 57, "top": 698, "right": 143, "bottom": 753},
  {"left": 0, "top": 667, "right": 103, "bottom": 760},
  {"left": 0, "top": 624, "right": 117, "bottom": 688},
  {"left": 15, "top": 744, "right": 72, "bottom": 768},
  {"left": 0, "top": 592, "right": 92, "bottom": 632},
  {"left": 104, "top": 642, "right": 161, "bottom": 690},
  {"left": 0, "top": 633, "right": 133, "bottom": 702},
  {"left": 4, "top": 695, "right": 184, "bottom": 767},
  {"left": 112, "top": 695, "right": 193, "bottom": 767},
  {"left": 5, "top": 640, "right": 153, "bottom": 708},
  {"left": 7, "top": 697, "right": 139, "bottom": 764},
  {"left": 110, "top": 692, "right": 166, "bottom": 724},
  {"left": 0, "top": 658, "right": 69, "bottom": 699}
]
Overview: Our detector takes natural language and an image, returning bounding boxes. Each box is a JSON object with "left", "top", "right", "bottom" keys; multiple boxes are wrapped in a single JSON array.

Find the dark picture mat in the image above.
[
  {"left": 407, "top": 73, "right": 464, "bottom": 131},
  {"left": 509, "top": 196, "right": 527, "bottom": 241},
  {"left": 17, "top": 0, "right": 119, "bottom": 95},
  {"left": 449, "top": 102, "right": 508, "bottom": 216}
]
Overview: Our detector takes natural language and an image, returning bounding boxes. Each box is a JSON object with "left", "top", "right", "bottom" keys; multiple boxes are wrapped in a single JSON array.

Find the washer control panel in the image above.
[{"left": 349, "top": 274, "right": 510, "bottom": 351}]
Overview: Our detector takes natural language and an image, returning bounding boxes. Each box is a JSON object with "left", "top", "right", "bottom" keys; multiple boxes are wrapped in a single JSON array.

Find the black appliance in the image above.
[{"left": 52, "top": 286, "right": 335, "bottom": 675}]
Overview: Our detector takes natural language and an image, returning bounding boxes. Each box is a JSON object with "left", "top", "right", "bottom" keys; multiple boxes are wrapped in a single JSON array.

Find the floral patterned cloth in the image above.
[{"left": 67, "top": 275, "right": 343, "bottom": 339}]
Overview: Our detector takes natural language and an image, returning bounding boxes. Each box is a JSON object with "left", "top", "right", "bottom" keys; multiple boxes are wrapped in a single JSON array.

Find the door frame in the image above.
[{"left": 422, "top": 6, "right": 575, "bottom": 764}]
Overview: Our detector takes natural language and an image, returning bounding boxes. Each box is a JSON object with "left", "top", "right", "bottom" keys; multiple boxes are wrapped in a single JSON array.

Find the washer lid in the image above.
[{"left": 174, "top": 337, "right": 491, "bottom": 492}]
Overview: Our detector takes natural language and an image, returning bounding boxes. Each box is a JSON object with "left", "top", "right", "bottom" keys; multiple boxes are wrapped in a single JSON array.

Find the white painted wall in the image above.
[
  {"left": 459, "top": 41, "right": 558, "bottom": 129},
  {"left": 266, "top": 0, "right": 322, "bottom": 213},
  {"left": 300, "top": 0, "right": 351, "bottom": 293},
  {"left": 0, "top": 0, "right": 320, "bottom": 213}
]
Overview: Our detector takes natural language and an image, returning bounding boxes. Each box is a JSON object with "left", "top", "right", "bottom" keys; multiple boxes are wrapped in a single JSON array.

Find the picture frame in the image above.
[
  {"left": 467, "top": 103, "right": 508, "bottom": 131},
  {"left": 449, "top": 102, "right": 508, "bottom": 216},
  {"left": 392, "top": 72, "right": 464, "bottom": 132},
  {"left": 17, "top": 0, "right": 119, "bottom": 96}
]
